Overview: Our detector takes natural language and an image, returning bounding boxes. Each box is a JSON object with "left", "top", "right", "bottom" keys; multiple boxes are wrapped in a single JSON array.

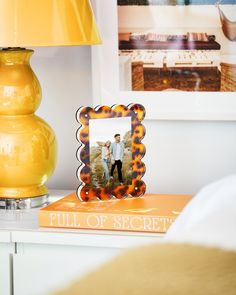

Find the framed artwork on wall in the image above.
[{"left": 91, "top": 0, "right": 236, "bottom": 120}]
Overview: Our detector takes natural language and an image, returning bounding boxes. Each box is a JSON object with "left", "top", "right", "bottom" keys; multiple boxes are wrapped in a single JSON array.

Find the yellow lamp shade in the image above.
[{"left": 0, "top": 0, "right": 101, "bottom": 47}]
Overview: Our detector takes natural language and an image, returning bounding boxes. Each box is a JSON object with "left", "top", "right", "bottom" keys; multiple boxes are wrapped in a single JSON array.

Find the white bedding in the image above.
[{"left": 166, "top": 174, "right": 236, "bottom": 251}]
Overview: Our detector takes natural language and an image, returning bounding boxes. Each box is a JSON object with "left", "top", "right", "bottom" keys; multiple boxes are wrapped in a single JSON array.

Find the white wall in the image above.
[
  {"left": 32, "top": 46, "right": 92, "bottom": 190},
  {"left": 31, "top": 46, "right": 236, "bottom": 195},
  {"left": 144, "top": 120, "right": 236, "bottom": 194}
]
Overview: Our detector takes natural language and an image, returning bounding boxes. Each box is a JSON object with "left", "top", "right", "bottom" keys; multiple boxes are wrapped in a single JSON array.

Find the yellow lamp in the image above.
[{"left": 0, "top": 0, "right": 101, "bottom": 209}]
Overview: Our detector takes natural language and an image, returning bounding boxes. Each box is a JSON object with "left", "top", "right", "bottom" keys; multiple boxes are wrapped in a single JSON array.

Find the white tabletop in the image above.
[{"left": 0, "top": 190, "right": 163, "bottom": 247}]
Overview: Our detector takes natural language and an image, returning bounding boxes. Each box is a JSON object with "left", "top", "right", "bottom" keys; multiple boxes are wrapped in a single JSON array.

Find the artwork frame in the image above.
[
  {"left": 91, "top": 0, "right": 236, "bottom": 120},
  {"left": 76, "top": 104, "right": 146, "bottom": 201}
]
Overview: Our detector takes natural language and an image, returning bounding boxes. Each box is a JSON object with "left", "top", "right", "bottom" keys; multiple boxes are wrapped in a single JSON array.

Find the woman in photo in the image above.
[{"left": 97, "top": 141, "right": 111, "bottom": 185}]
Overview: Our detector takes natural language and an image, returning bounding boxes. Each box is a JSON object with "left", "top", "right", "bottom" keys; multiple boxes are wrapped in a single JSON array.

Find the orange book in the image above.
[{"left": 39, "top": 193, "right": 192, "bottom": 233}]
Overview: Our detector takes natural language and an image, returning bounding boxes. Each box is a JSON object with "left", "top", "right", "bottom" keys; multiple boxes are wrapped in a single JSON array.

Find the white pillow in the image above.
[{"left": 166, "top": 175, "right": 236, "bottom": 251}]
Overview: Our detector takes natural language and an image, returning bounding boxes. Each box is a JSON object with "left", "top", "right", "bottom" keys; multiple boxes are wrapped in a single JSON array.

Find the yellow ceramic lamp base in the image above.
[
  {"left": 0, "top": 186, "right": 47, "bottom": 199},
  {"left": 0, "top": 48, "right": 57, "bottom": 202}
]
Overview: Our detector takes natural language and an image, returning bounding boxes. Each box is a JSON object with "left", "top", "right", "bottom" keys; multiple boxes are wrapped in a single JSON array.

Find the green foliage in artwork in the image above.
[{"left": 124, "top": 131, "right": 132, "bottom": 149}]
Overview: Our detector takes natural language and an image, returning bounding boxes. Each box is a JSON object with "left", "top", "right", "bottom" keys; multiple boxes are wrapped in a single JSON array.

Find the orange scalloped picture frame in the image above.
[{"left": 76, "top": 104, "right": 146, "bottom": 201}]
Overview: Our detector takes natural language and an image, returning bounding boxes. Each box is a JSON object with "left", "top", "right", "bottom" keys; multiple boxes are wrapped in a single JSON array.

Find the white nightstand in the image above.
[{"left": 0, "top": 190, "right": 163, "bottom": 295}]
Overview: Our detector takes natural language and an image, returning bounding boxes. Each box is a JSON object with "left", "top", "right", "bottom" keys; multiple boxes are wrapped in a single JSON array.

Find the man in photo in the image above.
[{"left": 110, "top": 134, "right": 125, "bottom": 185}]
